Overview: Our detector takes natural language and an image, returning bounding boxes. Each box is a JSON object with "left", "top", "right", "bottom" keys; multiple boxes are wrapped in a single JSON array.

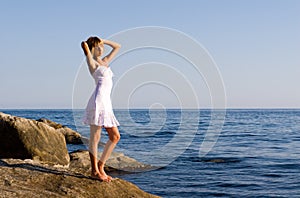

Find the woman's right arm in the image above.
[
  {"left": 81, "top": 41, "right": 96, "bottom": 74},
  {"left": 102, "top": 39, "right": 121, "bottom": 64}
]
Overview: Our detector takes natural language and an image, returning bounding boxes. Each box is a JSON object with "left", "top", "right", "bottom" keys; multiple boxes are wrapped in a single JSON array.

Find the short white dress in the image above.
[{"left": 83, "top": 63, "right": 120, "bottom": 127}]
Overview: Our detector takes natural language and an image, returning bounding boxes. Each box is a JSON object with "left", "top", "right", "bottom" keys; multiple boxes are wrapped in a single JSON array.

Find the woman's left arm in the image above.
[{"left": 102, "top": 39, "right": 121, "bottom": 64}]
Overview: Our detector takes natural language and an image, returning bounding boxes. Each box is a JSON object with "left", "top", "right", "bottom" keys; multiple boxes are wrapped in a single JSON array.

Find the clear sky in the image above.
[{"left": 0, "top": 0, "right": 299, "bottom": 109}]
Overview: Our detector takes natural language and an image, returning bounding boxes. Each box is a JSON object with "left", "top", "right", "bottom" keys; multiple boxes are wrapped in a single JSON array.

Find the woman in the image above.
[{"left": 81, "top": 36, "right": 121, "bottom": 182}]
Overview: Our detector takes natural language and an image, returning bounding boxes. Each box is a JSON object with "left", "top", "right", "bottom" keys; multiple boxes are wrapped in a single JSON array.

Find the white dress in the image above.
[{"left": 83, "top": 63, "right": 119, "bottom": 127}]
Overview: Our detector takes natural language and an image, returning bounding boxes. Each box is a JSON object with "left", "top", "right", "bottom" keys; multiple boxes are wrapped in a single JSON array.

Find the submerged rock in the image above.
[{"left": 0, "top": 112, "right": 69, "bottom": 166}]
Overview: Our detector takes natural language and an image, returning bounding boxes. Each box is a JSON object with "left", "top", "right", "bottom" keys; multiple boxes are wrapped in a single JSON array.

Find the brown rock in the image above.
[
  {"left": 0, "top": 159, "right": 160, "bottom": 198},
  {"left": 0, "top": 112, "right": 69, "bottom": 165},
  {"left": 36, "top": 118, "right": 83, "bottom": 144}
]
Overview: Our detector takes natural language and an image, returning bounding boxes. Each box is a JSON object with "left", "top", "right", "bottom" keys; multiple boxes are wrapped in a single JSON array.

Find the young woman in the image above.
[{"left": 81, "top": 36, "right": 121, "bottom": 182}]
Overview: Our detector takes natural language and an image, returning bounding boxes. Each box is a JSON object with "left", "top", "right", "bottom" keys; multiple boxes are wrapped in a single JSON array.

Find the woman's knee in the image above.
[
  {"left": 109, "top": 131, "right": 120, "bottom": 143},
  {"left": 106, "top": 127, "right": 121, "bottom": 143},
  {"left": 110, "top": 133, "right": 120, "bottom": 143},
  {"left": 90, "top": 125, "right": 101, "bottom": 139}
]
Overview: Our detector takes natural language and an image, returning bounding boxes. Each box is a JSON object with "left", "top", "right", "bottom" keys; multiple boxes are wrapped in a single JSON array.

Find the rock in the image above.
[
  {"left": 0, "top": 112, "right": 161, "bottom": 197},
  {"left": 35, "top": 118, "right": 107, "bottom": 149},
  {"left": 69, "top": 150, "right": 155, "bottom": 173},
  {"left": 106, "top": 153, "right": 156, "bottom": 172},
  {"left": 0, "top": 159, "right": 160, "bottom": 198},
  {"left": 36, "top": 118, "right": 83, "bottom": 144},
  {"left": 208, "top": 159, "right": 226, "bottom": 163},
  {"left": 0, "top": 112, "right": 69, "bottom": 166}
]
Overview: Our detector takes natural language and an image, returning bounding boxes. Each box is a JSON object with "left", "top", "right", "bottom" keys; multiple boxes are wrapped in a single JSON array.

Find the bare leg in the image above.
[
  {"left": 89, "top": 125, "right": 109, "bottom": 181},
  {"left": 98, "top": 127, "right": 120, "bottom": 181}
]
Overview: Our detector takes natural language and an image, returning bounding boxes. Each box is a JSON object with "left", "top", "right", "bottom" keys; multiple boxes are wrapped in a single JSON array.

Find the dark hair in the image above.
[{"left": 86, "top": 36, "right": 102, "bottom": 51}]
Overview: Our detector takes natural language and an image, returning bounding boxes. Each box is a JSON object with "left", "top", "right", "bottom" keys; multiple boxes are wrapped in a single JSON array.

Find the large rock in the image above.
[
  {"left": 0, "top": 159, "right": 160, "bottom": 198},
  {"left": 36, "top": 118, "right": 107, "bottom": 149},
  {"left": 0, "top": 112, "right": 69, "bottom": 165},
  {"left": 36, "top": 118, "right": 83, "bottom": 144}
]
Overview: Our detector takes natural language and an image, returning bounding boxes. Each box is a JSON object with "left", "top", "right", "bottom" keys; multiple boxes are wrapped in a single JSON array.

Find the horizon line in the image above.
[{"left": 1, "top": 107, "right": 300, "bottom": 110}]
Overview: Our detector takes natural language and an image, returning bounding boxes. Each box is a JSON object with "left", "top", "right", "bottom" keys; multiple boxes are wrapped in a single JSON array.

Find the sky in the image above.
[{"left": 0, "top": 0, "right": 299, "bottom": 109}]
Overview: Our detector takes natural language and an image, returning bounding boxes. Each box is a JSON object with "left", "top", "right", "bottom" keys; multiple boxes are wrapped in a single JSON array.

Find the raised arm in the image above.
[
  {"left": 102, "top": 39, "right": 121, "bottom": 64},
  {"left": 81, "top": 41, "right": 97, "bottom": 75}
]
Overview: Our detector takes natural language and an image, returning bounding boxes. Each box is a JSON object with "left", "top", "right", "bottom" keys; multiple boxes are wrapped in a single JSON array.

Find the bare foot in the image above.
[
  {"left": 98, "top": 161, "right": 113, "bottom": 181},
  {"left": 91, "top": 171, "right": 110, "bottom": 182},
  {"left": 99, "top": 169, "right": 113, "bottom": 182},
  {"left": 106, "top": 174, "right": 113, "bottom": 181}
]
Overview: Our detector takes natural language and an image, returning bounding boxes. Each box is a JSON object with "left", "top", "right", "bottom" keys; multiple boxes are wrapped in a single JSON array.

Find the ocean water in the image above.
[{"left": 1, "top": 109, "right": 300, "bottom": 197}]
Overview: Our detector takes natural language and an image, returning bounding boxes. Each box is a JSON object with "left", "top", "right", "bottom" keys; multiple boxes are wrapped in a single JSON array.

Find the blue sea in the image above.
[{"left": 2, "top": 109, "right": 300, "bottom": 197}]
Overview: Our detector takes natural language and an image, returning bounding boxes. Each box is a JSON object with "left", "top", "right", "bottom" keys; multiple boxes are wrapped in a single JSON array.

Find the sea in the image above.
[{"left": 1, "top": 109, "right": 300, "bottom": 198}]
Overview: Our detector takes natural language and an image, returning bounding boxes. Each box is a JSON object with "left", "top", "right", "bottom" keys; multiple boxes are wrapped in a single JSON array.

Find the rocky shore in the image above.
[{"left": 0, "top": 112, "right": 159, "bottom": 198}]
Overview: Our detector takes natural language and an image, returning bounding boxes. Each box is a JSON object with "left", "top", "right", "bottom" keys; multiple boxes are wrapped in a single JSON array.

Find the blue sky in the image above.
[{"left": 0, "top": 0, "right": 299, "bottom": 109}]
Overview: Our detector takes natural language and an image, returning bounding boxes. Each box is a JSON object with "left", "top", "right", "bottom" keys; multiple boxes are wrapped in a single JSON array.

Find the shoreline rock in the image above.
[
  {"left": 69, "top": 150, "right": 156, "bottom": 174},
  {"left": 36, "top": 118, "right": 106, "bottom": 148},
  {"left": 36, "top": 118, "right": 83, "bottom": 145},
  {"left": 0, "top": 112, "right": 160, "bottom": 197},
  {"left": 0, "top": 158, "right": 160, "bottom": 198},
  {"left": 0, "top": 112, "right": 69, "bottom": 165}
]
